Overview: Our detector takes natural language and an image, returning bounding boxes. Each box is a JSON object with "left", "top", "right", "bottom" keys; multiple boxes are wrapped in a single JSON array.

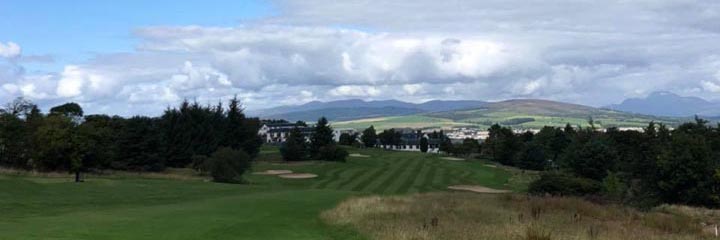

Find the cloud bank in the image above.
[{"left": 1, "top": 0, "right": 720, "bottom": 115}]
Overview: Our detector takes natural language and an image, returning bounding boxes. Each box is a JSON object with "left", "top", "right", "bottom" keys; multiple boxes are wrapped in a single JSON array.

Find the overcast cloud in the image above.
[{"left": 1, "top": 0, "right": 720, "bottom": 115}]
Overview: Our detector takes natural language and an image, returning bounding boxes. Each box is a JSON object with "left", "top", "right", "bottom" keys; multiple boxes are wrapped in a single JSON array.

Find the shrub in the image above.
[
  {"left": 191, "top": 155, "right": 209, "bottom": 173},
  {"left": 528, "top": 173, "right": 602, "bottom": 196},
  {"left": 207, "top": 147, "right": 251, "bottom": 183},
  {"left": 319, "top": 145, "right": 348, "bottom": 162}
]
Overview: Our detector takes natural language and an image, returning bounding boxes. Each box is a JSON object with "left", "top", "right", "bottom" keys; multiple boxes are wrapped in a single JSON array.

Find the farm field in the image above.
[
  {"left": 0, "top": 147, "right": 522, "bottom": 240},
  {"left": 332, "top": 99, "right": 686, "bottom": 131},
  {"left": 331, "top": 115, "right": 474, "bottom": 131},
  {"left": 333, "top": 112, "right": 680, "bottom": 131}
]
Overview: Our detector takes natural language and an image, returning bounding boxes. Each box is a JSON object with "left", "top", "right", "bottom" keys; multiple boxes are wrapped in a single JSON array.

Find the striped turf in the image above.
[{"left": 260, "top": 147, "right": 513, "bottom": 195}]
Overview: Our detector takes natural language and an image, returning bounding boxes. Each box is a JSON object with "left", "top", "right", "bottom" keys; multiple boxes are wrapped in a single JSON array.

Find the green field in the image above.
[
  {"left": 331, "top": 99, "right": 688, "bottom": 131},
  {"left": 333, "top": 109, "right": 682, "bottom": 131},
  {"left": 331, "top": 115, "right": 474, "bottom": 130},
  {"left": 0, "top": 147, "right": 523, "bottom": 239}
]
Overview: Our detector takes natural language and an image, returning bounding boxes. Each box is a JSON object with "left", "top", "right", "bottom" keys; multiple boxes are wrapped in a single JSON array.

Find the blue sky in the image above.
[
  {"left": 1, "top": 0, "right": 719, "bottom": 115},
  {"left": 0, "top": 0, "right": 275, "bottom": 72}
]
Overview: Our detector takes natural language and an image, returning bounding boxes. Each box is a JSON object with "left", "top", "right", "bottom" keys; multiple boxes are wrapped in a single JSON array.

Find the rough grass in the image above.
[{"left": 322, "top": 193, "right": 718, "bottom": 240}]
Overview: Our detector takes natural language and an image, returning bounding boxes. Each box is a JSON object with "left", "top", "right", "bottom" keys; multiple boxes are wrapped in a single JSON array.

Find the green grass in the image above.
[
  {"left": 331, "top": 115, "right": 473, "bottom": 130},
  {"left": 0, "top": 147, "right": 517, "bottom": 239},
  {"left": 333, "top": 111, "right": 680, "bottom": 131}
]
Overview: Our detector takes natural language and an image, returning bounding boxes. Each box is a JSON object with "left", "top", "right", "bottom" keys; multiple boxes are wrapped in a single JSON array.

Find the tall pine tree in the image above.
[{"left": 310, "top": 117, "right": 334, "bottom": 157}]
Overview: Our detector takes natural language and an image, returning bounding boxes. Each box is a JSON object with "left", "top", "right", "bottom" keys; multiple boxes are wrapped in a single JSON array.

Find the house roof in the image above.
[
  {"left": 267, "top": 127, "right": 315, "bottom": 133},
  {"left": 264, "top": 123, "right": 300, "bottom": 128}
]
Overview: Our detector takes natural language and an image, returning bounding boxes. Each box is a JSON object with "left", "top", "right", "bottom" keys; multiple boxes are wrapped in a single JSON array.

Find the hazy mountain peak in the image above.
[{"left": 607, "top": 91, "right": 718, "bottom": 117}]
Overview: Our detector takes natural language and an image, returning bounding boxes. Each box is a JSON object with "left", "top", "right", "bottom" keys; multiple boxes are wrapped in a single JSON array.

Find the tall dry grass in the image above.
[{"left": 322, "top": 192, "right": 718, "bottom": 240}]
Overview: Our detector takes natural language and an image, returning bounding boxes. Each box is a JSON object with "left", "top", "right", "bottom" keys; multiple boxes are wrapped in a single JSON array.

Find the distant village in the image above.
[{"left": 258, "top": 120, "right": 647, "bottom": 153}]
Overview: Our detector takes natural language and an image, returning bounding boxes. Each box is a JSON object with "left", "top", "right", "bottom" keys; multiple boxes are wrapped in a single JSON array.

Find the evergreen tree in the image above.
[
  {"left": 378, "top": 129, "right": 397, "bottom": 148},
  {"left": 310, "top": 117, "right": 334, "bottom": 157},
  {"left": 483, "top": 124, "right": 520, "bottom": 165},
  {"left": 360, "top": 126, "right": 378, "bottom": 147},
  {"left": 0, "top": 113, "right": 30, "bottom": 169},
  {"left": 656, "top": 132, "right": 719, "bottom": 206},
  {"left": 420, "top": 136, "right": 429, "bottom": 153},
  {"left": 338, "top": 132, "right": 358, "bottom": 146},
  {"left": 280, "top": 127, "right": 308, "bottom": 161},
  {"left": 77, "top": 115, "right": 120, "bottom": 170},
  {"left": 514, "top": 143, "right": 547, "bottom": 170},
  {"left": 117, "top": 116, "right": 164, "bottom": 171},
  {"left": 560, "top": 136, "right": 617, "bottom": 181},
  {"left": 439, "top": 136, "right": 453, "bottom": 155}
]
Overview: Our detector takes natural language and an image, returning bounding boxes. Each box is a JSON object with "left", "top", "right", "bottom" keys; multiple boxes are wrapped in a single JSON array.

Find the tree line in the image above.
[
  {"left": 280, "top": 117, "right": 349, "bottom": 162},
  {"left": 479, "top": 119, "right": 720, "bottom": 208},
  {"left": 0, "top": 97, "right": 262, "bottom": 183}
]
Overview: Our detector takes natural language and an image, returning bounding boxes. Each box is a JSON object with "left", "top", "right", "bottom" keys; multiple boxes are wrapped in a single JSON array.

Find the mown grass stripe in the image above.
[
  {"left": 335, "top": 168, "right": 369, "bottom": 190},
  {"left": 325, "top": 168, "right": 364, "bottom": 189},
  {"left": 418, "top": 160, "right": 438, "bottom": 192},
  {"left": 383, "top": 156, "right": 423, "bottom": 194},
  {"left": 425, "top": 167, "right": 448, "bottom": 191},
  {"left": 370, "top": 158, "right": 412, "bottom": 194},
  {"left": 350, "top": 166, "right": 389, "bottom": 192},
  {"left": 441, "top": 167, "right": 455, "bottom": 186},
  {"left": 313, "top": 167, "right": 345, "bottom": 189},
  {"left": 458, "top": 169, "right": 474, "bottom": 185},
  {"left": 394, "top": 156, "right": 427, "bottom": 194}
]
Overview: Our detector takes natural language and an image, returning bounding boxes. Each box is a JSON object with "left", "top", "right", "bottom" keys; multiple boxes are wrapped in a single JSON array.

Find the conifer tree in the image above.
[{"left": 310, "top": 117, "right": 334, "bottom": 157}]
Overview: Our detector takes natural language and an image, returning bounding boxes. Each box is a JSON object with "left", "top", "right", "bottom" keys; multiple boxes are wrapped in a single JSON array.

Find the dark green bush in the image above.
[
  {"left": 207, "top": 147, "right": 251, "bottom": 183},
  {"left": 528, "top": 173, "right": 602, "bottom": 196},
  {"left": 318, "top": 145, "right": 348, "bottom": 162}
]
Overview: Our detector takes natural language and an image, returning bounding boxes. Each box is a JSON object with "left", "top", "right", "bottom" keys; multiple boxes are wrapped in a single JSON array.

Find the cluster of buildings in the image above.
[
  {"left": 258, "top": 123, "right": 444, "bottom": 152},
  {"left": 259, "top": 121, "right": 654, "bottom": 153},
  {"left": 258, "top": 122, "right": 357, "bottom": 143}
]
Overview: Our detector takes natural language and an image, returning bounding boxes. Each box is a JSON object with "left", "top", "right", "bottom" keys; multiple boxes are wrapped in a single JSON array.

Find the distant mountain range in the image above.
[
  {"left": 606, "top": 91, "right": 720, "bottom": 117},
  {"left": 250, "top": 99, "right": 487, "bottom": 121},
  {"left": 250, "top": 92, "right": 719, "bottom": 128}
]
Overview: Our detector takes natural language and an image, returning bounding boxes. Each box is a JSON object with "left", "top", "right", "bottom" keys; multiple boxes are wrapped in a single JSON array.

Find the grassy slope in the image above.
[
  {"left": 331, "top": 115, "right": 473, "bottom": 131},
  {"left": 0, "top": 147, "right": 518, "bottom": 240},
  {"left": 334, "top": 99, "right": 683, "bottom": 130}
]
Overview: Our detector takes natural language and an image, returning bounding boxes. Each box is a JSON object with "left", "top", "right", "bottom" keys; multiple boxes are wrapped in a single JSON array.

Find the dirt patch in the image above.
[
  {"left": 448, "top": 185, "right": 511, "bottom": 194},
  {"left": 442, "top": 157, "right": 465, "bottom": 161},
  {"left": 253, "top": 170, "right": 293, "bottom": 175},
  {"left": 278, "top": 173, "right": 318, "bottom": 179},
  {"left": 349, "top": 153, "right": 370, "bottom": 158}
]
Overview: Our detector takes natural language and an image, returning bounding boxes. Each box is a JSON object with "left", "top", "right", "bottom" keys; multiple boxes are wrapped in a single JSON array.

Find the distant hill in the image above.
[
  {"left": 606, "top": 91, "right": 720, "bottom": 117},
  {"left": 423, "top": 99, "right": 680, "bottom": 129},
  {"left": 263, "top": 107, "right": 424, "bottom": 122},
  {"left": 250, "top": 99, "right": 486, "bottom": 121},
  {"left": 331, "top": 99, "right": 683, "bottom": 130}
]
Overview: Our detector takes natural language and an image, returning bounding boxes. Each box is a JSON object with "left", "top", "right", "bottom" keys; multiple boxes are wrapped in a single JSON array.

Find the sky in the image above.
[{"left": 1, "top": 0, "right": 720, "bottom": 116}]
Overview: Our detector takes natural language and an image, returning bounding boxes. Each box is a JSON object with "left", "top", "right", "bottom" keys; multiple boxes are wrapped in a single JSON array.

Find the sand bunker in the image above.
[
  {"left": 253, "top": 170, "right": 293, "bottom": 175},
  {"left": 349, "top": 153, "right": 370, "bottom": 158},
  {"left": 483, "top": 164, "right": 498, "bottom": 168},
  {"left": 278, "top": 173, "right": 318, "bottom": 179},
  {"left": 442, "top": 157, "right": 465, "bottom": 161},
  {"left": 448, "top": 185, "right": 511, "bottom": 194}
]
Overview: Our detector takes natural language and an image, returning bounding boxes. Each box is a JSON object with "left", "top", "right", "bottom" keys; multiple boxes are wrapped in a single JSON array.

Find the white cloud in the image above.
[
  {"left": 0, "top": 42, "right": 21, "bottom": 58},
  {"left": 330, "top": 85, "right": 381, "bottom": 97},
  {"left": 702, "top": 81, "right": 720, "bottom": 92},
  {"left": 402, "top": 84, "right": 423, "bottom": 95},
  {"left": 3, "top": 1, "right": 720, "bottom": 115}
]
